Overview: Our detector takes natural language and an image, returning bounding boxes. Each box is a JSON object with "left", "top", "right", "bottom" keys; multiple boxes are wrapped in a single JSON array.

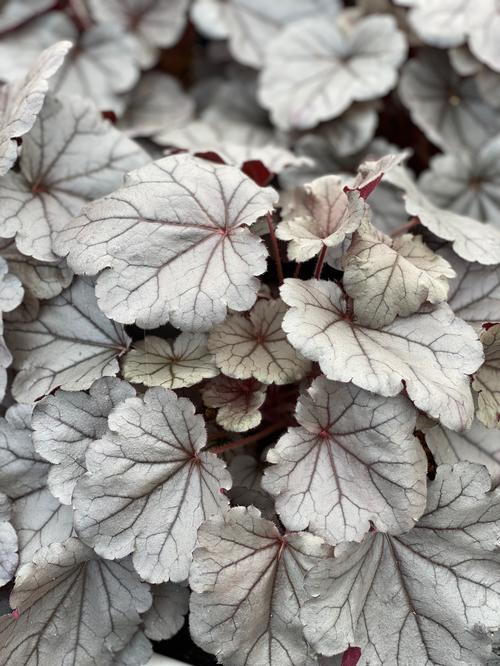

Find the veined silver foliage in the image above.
[{"left": 2, "top": 6, "right": 500, "bottom": 664}]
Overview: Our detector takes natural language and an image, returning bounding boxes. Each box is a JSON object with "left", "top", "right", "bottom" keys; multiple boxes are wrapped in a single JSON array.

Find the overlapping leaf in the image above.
[
  {"left": 202, "top": 376, "right": 266, "bottom": 432},
  {"left": 0, "top": 257, "right": 23, "bottom": 315},
  {"left": 259, "top": 14, "right": 407, "bottom": 130},
  {"left": 73, "top": 387, "right": 231, "bottom": 583},
  {"left": 32, "top": 378, "right": 135, "bottom": 505},
  {"left": 281, "top": 278, "right": 483, "bottom": 430},
  {"left": 343, "top": 221, "right": 454, "bottom": 327},
  {"left": 473, "top": 324, "right": 500, "bottom": 428},
  {"left": 89, "top": 0, "right": 189, "bottom": 68},
  {"left": 5, "top": 278, "right": 131, "bottom": 404},
  {"left": 444, "top": 248, "right": 500, "bottom": 330},
  {"left": 55, "top": 154, "right": 278, "bottom": 330},
  {"left": 263, "top": 377, "right": 426, "bottom": 544},
  {"left": 0, "top": 41, "right": 71, "bottom": 176},
  {"left": 419, "top": 136, "right": 500, "bottom": 226},
  {"left": 424, "top": 420, "right": 500, "bottom": 481},
  {"left": 191, "top": 0, "right": 340, "bottom": 68},
  {"left": 208, "top": 299, "right": 310, "bottom": 384},
  {"left": 158, "top": 118, "right": 306, "bottom": 176},
  {"left": 0, "top": 404, "right": 74, "bottom": 566},
  {"left": 0, "top": 13, "right": 141, "bottom": 112},
  {"left": 0, "top": 93, "right": 147, "bottom": 262},
  {"left": 386, "top": 166, "right": 500, "bottom": 264},
  {"left": 190, "top": 506, "right": 333, "bottom": 666},
  {"left": 143, "top": 583, "right": 189, "bottom": 642},
  {"left": 302, "top": 463, "right": 500, "bottom": 664},
  {"left": 123, "top": 333, "right": 218, "bottom": 390},
  {"left": 120, "top": 72, "right": 194, "bottom": 138},
  {"left": 0, "top": 493, "right": 18, "bottom": 587},
  {"left": 277, "top": 177, "right": 367, "bottom": 262},
  {"left": 399, "top": 49, "right": 500, "bottom": 152},
  {"left": 0, "top": 239, "right": 72, "bottom": 301},
  {"left": 0, "top": 538, "right": 152, "bottom": 666}
]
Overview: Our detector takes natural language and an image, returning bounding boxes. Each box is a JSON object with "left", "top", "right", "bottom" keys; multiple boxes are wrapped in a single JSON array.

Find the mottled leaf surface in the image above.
[
  {"left": 302, "top": 463, "right": 500, "bottom": 664},
  {"left": 123, "top": 333, "right": 218, "bottom": 390},
  {"left": 263, "top": 377, "right": 426, "bottom": 544},
  {"left": 190, "top": 506, "right": 332, "bottom": 666},
  {"left": 74, "top": 387, "right": 231, "bottom": 583},
  {"left": 281, "top": 279, "right": 483, "bottom": 430},
  {"left": 55, "top": 154, "right": 278, "bottom": 330},
  {"left": 6, "top": 278, "right": 131, "bottom": 404}
]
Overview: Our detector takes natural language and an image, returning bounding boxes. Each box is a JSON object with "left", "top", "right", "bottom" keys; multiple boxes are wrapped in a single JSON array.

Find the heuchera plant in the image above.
[{"left": 1, "top": 1, "right": 500, "bottom": 665}]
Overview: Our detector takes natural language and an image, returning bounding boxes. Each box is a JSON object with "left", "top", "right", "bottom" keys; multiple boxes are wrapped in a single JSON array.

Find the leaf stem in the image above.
[
  {"left": 313, "top": 245, "right": 328, "bottom": 280},
  {"left": 266, "top": 213, "right": 284, "bottom": 285},
  {"left": 390, "top": 217, "right": 420, "bottom": 238},
  {"left": 209, "top": 419, "right": 289, "bottom": 455},
  {"left": 293, "top": 262, "right": 302, "bottom": 278}
]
